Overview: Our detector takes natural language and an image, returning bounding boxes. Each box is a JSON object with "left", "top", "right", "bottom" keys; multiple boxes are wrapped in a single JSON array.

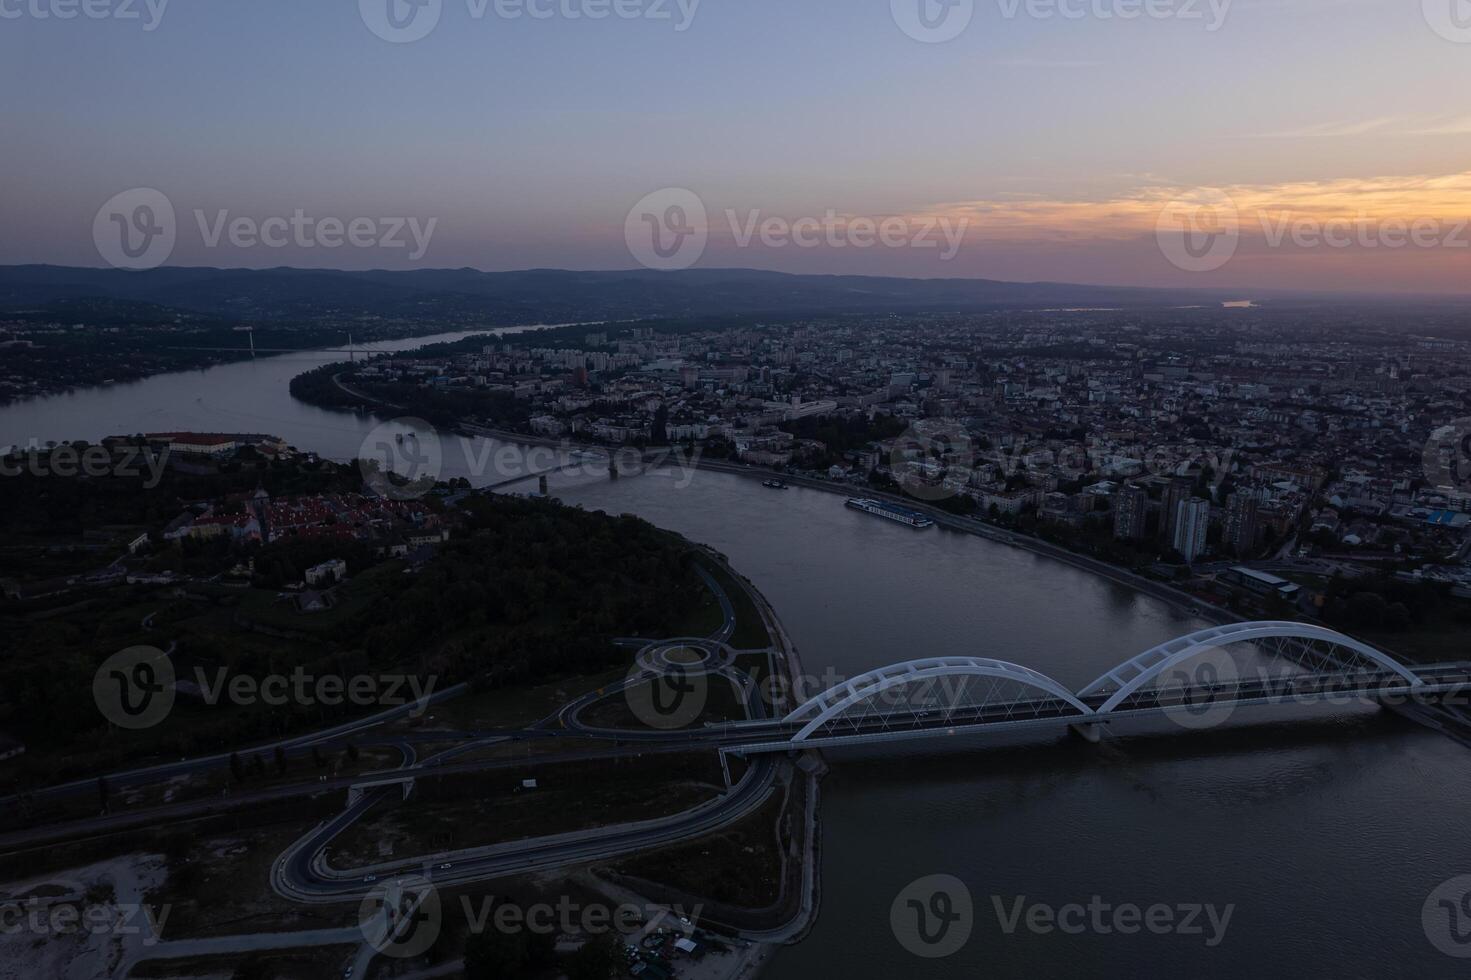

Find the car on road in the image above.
[
  {"left": 363, "top": 875, "right": 376, "bottom": 883},
  {"left": 439, "top": 863, "right": 452, "bottom": 870}
]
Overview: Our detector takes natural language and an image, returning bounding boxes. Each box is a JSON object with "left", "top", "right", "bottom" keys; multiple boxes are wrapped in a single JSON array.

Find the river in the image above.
[{"left": 2, "top": 337, "right": 1467, "bottom": 977}]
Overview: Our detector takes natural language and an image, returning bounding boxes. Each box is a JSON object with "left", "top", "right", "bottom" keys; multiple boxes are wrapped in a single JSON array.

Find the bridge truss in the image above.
[{"left": 753, "top": 622, "right": 1452, "bottom": 750}]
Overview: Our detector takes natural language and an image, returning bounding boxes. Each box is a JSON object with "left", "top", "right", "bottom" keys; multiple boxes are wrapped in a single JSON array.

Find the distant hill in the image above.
[{"left": 0, "top": 265, "right": 1254, "bottom": 324}]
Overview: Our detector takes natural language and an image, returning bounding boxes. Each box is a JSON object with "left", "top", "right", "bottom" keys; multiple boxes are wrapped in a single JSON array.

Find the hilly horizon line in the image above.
[
  {"left": 3, "top": 264, "right": 1469, "bottom": 312},
  {"left": 0, "top": 262, "right": 1383, "bottom": 297}
]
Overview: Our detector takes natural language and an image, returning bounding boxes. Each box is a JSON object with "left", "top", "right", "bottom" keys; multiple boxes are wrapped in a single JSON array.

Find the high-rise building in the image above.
[
  {"left": 1160, "top": 475, "right": 1195, "bottom": 544},
  {"left": 1223, "top": 490, "right": 1261, "bottom": 557},
  {"left": 1114, "top": 483, "right": 1150, "bottom": 542},
  {"left": 1172, "top": 497, "right": 1211, "bottom": 563}
]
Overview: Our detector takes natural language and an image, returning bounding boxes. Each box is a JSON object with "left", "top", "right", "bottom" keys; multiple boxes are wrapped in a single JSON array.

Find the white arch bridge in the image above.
[{"left": 719, "top": 622, "right": 1471, "bottom": 755}]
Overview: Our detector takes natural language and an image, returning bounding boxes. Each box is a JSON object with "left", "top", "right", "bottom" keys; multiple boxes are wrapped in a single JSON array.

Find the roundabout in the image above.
[{"left": 636, "top": 638, "right": 735, "bottom": 676}]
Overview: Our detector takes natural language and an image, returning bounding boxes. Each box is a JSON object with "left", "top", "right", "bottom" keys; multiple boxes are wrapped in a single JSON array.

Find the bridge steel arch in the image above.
[
  {"left": 1077, "top": 621, "right": 1425, "bottom": 716},
  {"left": 783, "top": 658, "right": 1094, "bottom": 744}
]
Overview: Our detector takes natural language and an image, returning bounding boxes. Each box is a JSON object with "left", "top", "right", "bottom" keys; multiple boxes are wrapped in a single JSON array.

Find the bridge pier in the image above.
[{"left": 1069, "top": 722, "right": 1107, "bottom": 744}]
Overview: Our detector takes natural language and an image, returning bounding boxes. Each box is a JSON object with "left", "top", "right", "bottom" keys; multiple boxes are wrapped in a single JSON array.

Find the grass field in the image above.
[{"left": 698, "top": 559, "right": 771, "bottom": 650}]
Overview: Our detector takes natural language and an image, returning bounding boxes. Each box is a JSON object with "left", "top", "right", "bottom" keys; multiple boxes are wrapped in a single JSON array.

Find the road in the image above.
[{"left": 0, "top": 682, "right": 469, "bottom": 813}]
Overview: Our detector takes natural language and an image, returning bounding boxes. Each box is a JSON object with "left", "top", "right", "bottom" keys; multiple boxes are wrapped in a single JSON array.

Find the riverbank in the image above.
[{"left": 455, "top": 421, "right": 1236, "bottom": 628}]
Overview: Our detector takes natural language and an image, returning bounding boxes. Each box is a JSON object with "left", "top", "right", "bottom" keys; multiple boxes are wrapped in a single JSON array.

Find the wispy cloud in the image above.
[
  {"left": 1241, "top": 114, "right": 1471, "bottom": 139},
  {"left": 908, "top": 170, "right": 1471, "bottom": 243},
  {"left": 1404, "top": 116, "right": 1471, "bottom": 137}
]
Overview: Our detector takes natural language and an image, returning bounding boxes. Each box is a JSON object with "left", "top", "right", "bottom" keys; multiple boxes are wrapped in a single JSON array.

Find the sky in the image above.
[{"left": 4, "top": 0, "right": 1471, "bottom": 293}]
